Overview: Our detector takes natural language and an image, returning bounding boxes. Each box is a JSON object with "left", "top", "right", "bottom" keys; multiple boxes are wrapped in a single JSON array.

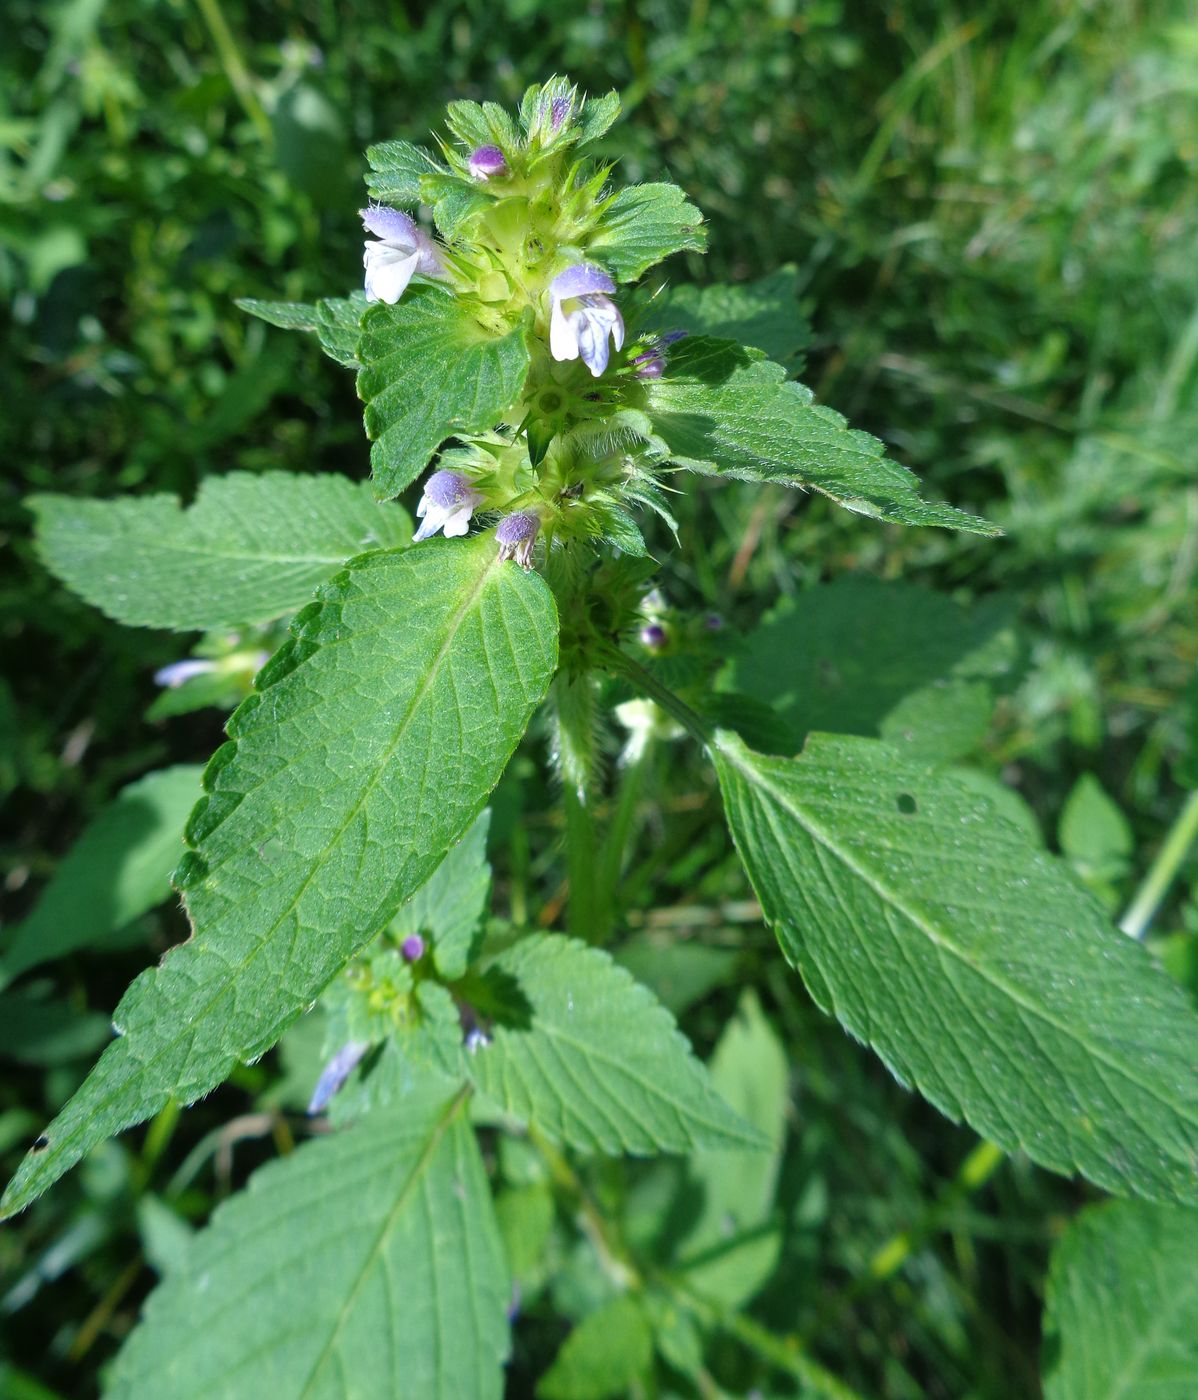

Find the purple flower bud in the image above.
[
  {"left": 660, "top": 329, "right": 689, "bottom": 347},
  {"left": 631, "top": 349, "right": 666, "bottom": 379},
  {"left": 550, "top": 95, "right": 572, "bottom": 131},
  {"left": 307, "top": 1041, "right": 369, "bottom": 1115},
  {"left": 468, "top": 145, "right": 508, "bottom": 180},
  {"left": 705, "top": 612, "right": 725, "bottom": 632},
  {"left": 640, "top": 622, "right": 668, "bottom": 650},
  {"left": 495, "top": 511, "right": 541, "bottom": 570},
  {"left": 400, "top": 933, "right": 425, "bottom": 963}
]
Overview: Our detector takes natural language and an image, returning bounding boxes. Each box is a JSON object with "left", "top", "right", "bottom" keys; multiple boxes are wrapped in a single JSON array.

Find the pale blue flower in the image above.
[
  {"left": 361, "top": 206, "right": 443, "bottom": 305},
  {"left": 495, "top": 510, "right": 541, "bottom": 570},
  {"left": 548, "top": 264, "right": 624, "bottom": 377},
  {"left": 413, "top": 469, "right": 483, "bottom": 542},
  {"left": 154, "top": 659, "right": 217, "bottom": 688},
  {"left": 468, "top": 145, "right": 508, "bottom": 180},
  {"left": 307, "top": 1041, "right": 368, "bottom": 1115}
]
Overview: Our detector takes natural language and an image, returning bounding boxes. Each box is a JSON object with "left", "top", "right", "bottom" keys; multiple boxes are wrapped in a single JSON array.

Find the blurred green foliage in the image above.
[{"left": 3, "top": 0, "right": 1198, "bottom": 1396}]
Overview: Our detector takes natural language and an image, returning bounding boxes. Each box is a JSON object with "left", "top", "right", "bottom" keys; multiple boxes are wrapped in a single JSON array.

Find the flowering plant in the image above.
[{"left": 12, "top": 78, "right": 1198, "bottom": 1398}]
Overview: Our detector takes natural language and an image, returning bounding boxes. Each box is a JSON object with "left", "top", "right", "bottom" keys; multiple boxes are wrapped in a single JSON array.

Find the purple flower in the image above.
[
  {"left": 631, "top": 349, "right": 665, "bottom": 379},
  {"left": 360, "top": 205, "right": 443, "bottom": 305},
  {"left": 495, "top": 510, "right": 541, "bottom": 570},
  {"left": 413, "top": 469, "right": 483, "bottom": 542},
  {"left": 640, "top": 622, "right": 667, "bottom": 650},
  {"left": 550, "top": 95, "right": 572, "bottom": 131},
  {"left": 400, "top": 934, "right": 425, "bottom": 963},
  {"left": 468, "top": 145, "right": 508, "bottom": 180},
  {"left": 307, "top": 1041, "right": 369, "bottom": 1115},
  {"left": 154, "top": 659, "right": 218, "bottom": 689},
  {"left": 548, "top": 264, "right": 624, "bottom": 377}
]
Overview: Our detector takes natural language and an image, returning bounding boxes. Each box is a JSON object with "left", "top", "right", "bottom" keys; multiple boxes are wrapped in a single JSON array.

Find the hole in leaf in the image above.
[{"left": 896, "top": 793, "right": 917, "bottom": 816}]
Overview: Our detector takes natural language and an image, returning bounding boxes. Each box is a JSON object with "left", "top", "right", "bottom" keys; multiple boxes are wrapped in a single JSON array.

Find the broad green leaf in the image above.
[
  {"left": 29, "top": 472, "right": 412, "bottom": 632},
  {"left": 3, "top": 766, "right": 203, "bottom": 980},
  {"left": 390, "top": 809, "right": 492, "bottom": 979},
  {"left": 727, "top": 579, "right": 1015, "bottom": 761},
  {"left": 588, "top": 183, "right": 706, "bottom": 282},
  {"left": 673, "top": 990, "right": 788, "bottom": 1307},
  {"left": 646, "top": 268, "right": 809, "bottom": 364},
  {"left": 538, "top": 1294, "right": 653, "bottom": 1400},
  {"left": 364, "top": 138, "right": 445, "bottom": 204},
  {"left": 465, "top": 934, "right": 765, "bottom": 1155},
  {"left": 237, "top": 294, "right": 367, "bottom": 367},
  {"left": 358, "top": 288, "right": 531, "bottom": 498},
  {"left": 1059, "top": 774, "right": 1134, "bottom": 888},
  {"left": 643, "top": 338, "right": 998, "bottom": 534},
  {"left": 1, "top": 537, "right": 558, "bottom": 1217},
  {"left": 713, "top": 730, "right": 1198, "bottom": 1204},
  {"left": 1043, "top": 1199, "right": 1198, "bottom": 1399},
  {"left": 108, "top": 1084, "right": 511, "bottom": 1400}
]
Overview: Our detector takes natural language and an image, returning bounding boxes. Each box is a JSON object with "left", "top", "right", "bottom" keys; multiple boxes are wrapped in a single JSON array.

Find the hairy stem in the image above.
[{"left": 553, "top": 670, "right": 602, "bottom": 942}]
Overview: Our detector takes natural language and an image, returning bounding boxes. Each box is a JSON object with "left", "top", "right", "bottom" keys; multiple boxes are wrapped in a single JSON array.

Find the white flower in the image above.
[
  {"left": 360, "top": 205, "right": 443, "bottom": 305},
  {"left": 154, "top": 659, "right": 217, "bottom": 688},
  {"left": 413, "top": 469, "right": 483, "bottom": 542},
  {"left": 548, "top": 264, "right": 625, "bottom": 377}
]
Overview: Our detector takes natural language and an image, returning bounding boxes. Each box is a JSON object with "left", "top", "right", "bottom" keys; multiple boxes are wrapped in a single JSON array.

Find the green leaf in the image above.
[
  {"left": 712, "top": 730, "right": 1198, "bottom": 1204},
  {"left": 575, "top": 90, "right": 621, "bottom": 145},
  {"left": 1, "top": 537, "right": 558, "bottom": 1218},
  {"left": 237, "top": 294, "right": 367, "bottom": 367},
  {"left": 358, "top": 288, "right": 531, "bottom": 498},
  {"left": 108, "top": 1084, "right": 511, "bottom": 1400},
  {"left": 1043, "top": 1199, "right": 1198, "bottom": 1400},
  {"left": 465, "top": 934, "right": 765, "bottom": 1155},
  {"left": 538, "top": 1294, "right": 653, "bottom": 1400},
  {"left": 643, "top": 338, "right": 999, "bottom": 534},
  {"left": 613, "top": 937, "right": 739, "bottom": 1016},
  {"left": 1059, "top": 774, "right": 1134, "bottom": 887},
  {"left": 235, "top": 298, "right": 319, "bottom": 333},
  {"left": 646, "top": 268, "right": 809, "bottom": 364},
  {"left": 726, "top": 578, "right": 1015, "bottom": 761},
  {"left": 673, "top": 990, "right": 788, "bottom": 1307},
  {"left": 3, "top": 766, "right": 203, "bottom": 980},
  {"left": 29, "top": 472, "right": 412, "bottom": 632},
  {"left": 391, "top": 809, "right": 491, "bottom": 979},
  {"left": 588, "top": 183, "right": 706, "bottom": 281},
  {"left": 364, "top": 138, "right": 445, "bottom": 204}
]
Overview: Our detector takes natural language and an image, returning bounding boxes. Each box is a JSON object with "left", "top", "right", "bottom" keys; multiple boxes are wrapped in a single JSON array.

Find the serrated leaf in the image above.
[
  {"left": 575, "top": 90, "right": 621, "bottom": 146},
  {"left": 391, "top": 809, "right": 491, "bottom": 979},
  {"left": 358, "top": 288, "right": 531, "bottom": 498},
  {"left": 726, "top": 578, "right": 1015, "bottom": 761},
  {"left": 107, "top": 1083, "right": 511, "bottom": 1400},
  {"left": 712, "top": 730, "right": 1198, "bottom": 1204},
  {"left": 29, "top": 472, "right": 412, "bottom": 632},
  {"left": 588, "top": 183, "right": 706, "bottom": 282},
  {"left": 538, "top": 1294, "right": 653, "bottom": 1400},
  {"left": 364, "top": 138, "right": 445, "bottom": 204},
  {"left": 1043, "top": 1199, "right": 1198, "bottom": 1399},
  {"left": 647, "top": 268, "right": 809, "bottom": 364},
  {"left": 673, "top": 990, "right": 788, "bottom": 1307},
  {"left": 237, "top": 294, "right": 367, "bottom": 367},
  {"left": 643, "top": 338, "right": 998, "bottom": 534},
  {"left": 3, "top": 766, "right": 202, "bottom": 980},
  {"left": 235, "top": 297, "right": 319, "bottom": 333},
  {"left": 1, "top": 537, "right": 558, "bottom": 1217},
  {"left": 464, "top": 934, "right": 764, "bottom": 1155}
]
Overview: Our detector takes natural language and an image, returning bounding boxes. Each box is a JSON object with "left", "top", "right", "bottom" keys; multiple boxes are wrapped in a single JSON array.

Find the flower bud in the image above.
[
  {"left": 400, "top": 933, "right": 425, "bottom": 962},
  {"left": 468, "top": 145, "right": 508, "bottom": 180},
  {"left": 640, "top": 622, "right": 668, "bottom": 650},
  {"left": 550, "top": 95, "right": 572, "bottom": 131},
  {"left": 631, "top": 349, "right": 666, "bottom": 379},
  {"left": 495, "top": 510, "right": 541, "bottom": 570}
]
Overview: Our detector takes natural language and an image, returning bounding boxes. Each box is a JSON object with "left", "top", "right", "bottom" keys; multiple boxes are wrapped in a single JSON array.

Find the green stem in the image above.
[
  {"left": 1119, "top": 790, "right": 1198, "bottom": 940},
  {"left": 194, "top": 0, "right": 273, "bottom": 144},
  {"left": 600, "top": 645, "right": 712, "bottom": 745},
  {"left": 553, "top": 672, "right": 602, "bottom": 943}
]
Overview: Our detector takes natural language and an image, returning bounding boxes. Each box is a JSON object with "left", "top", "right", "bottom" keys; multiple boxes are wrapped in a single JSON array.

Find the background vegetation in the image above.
[{"left": 3, "top": 1, "right": 1197, "bottom": 1395}]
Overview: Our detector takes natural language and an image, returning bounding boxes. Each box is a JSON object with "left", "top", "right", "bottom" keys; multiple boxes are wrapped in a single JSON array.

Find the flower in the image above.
[
  {"left": 468, "top": 145, "right": 507, "bottom": 180},
  {"left": 413, "top": 470, "right": 483, "bottom": 542},
  {"left": 631, "top": 329, "right": 687, "bottom": 380},
  {"left": 495, "top": 510, "right": 541, "bottom": 570},
  {"left": 548, "top": 264, "right": 625, "bottom": 377},
  {"left": 360, "top": 205, "right": 443, "bottom": 305},
  {"left": 307, "top": 1041, "right": 368, "bottom": 1115},
  {"left": 640, "top": 622, "right": 668, "bottom": 650},
  {"left": 400, "top": 934, "right": 425, "bottom": 963},
  {"left": 154, "top": 659, "right": 217, "bottom": 688},
  {"left": 550, "top": 95, "right": 572, "bottom": 131}
]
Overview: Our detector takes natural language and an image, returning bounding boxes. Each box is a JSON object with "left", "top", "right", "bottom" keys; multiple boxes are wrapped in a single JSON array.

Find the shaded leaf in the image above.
[
  {"left": 391, "top": 809, "right": 491, "bottom": 979},
  {"left": 646, "top": 268, "right": 809, "bottom": 364},
  {"left": 538, "top": 1294, "right": 653, "bottom": 1400}
]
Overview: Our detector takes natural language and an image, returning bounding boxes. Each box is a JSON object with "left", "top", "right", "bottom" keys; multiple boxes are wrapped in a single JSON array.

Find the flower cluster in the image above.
[{"left": 354, "top": 79, "right": 696, "bottom": 577}]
